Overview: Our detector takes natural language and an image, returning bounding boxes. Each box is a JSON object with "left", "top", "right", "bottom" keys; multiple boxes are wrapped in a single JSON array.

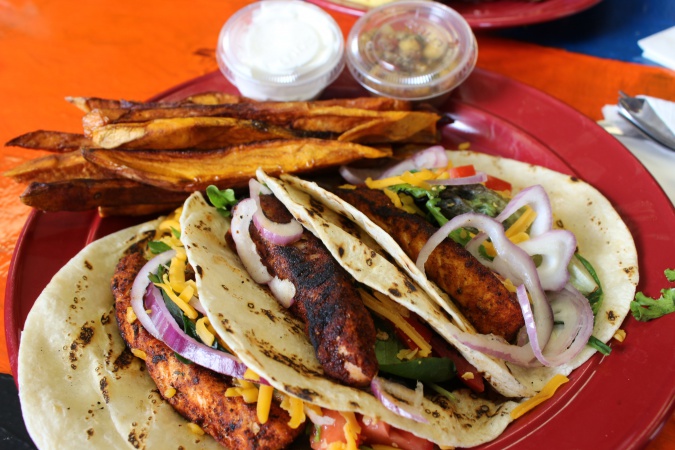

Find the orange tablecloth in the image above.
[{"left": 1, "top": 0, "right": 673, "bottom": 448}]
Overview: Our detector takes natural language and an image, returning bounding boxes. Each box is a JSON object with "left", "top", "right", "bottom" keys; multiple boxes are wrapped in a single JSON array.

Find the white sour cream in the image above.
[{"left": 217, "top": 1, "right": 345, "bottom": 101}]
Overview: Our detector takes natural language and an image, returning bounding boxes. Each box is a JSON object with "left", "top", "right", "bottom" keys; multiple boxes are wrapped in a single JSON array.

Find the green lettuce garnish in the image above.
[
  {"left": 630, "top": 269, "right": 675, "bottom": 321},
  {"left": 206, "top": 185, "right": 238, "bottom": 217}
]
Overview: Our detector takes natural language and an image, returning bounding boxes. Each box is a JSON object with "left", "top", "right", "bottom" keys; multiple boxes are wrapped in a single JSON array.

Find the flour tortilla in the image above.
[
  {"left": 181, "top": 192, "right": 518, "bottom": 449},
  {"left": 18, "top": 220, "right": 223, "bottom": 449},
  {"left": 279, "top": 150, "right": 639, "bottom": 395}
]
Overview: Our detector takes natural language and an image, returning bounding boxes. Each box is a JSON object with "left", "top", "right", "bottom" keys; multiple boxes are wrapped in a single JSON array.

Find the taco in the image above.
[{"left": 17, "top": 149, "right": 638, "bottom": 449}]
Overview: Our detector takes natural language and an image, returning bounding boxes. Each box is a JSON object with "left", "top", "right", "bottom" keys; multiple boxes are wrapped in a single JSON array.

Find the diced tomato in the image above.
[
  {"left": 311, "top": 409, "right": 360, "bottom": 450},
  {"left": 431, "top": 334, "right": 485, "bottom": 393},
  {"left": 311, "top": 409, "right": 434, "bottom": 450},
  {"left": 484, "top": 174, "right": 512, "bottom": 192},
  {"left": 359, "top": 415, "right": 435, "bottom": 450},
  {"left": 447, "top": 164, "right": 476, "bottom": 179}
]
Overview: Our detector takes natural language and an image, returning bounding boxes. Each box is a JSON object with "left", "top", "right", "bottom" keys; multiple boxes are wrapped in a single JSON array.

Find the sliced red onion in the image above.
[
  {"left": 417, "top": 213, "right": 553, "bottom": 366},
  {"left": 338, "top": 146, "right": 449, "bottom": 184},
  {"left": 540, "top": 285, "right": 594, "bottom": 366},
  {"left": 231, "top": 198, "right": 273, "bottom": 285},
  {"left": 249, "top": 177, "right": 272, "bottom": 198},
  {"left": 305, "top": 407, "right": 335, "bottom": 427},
  {"left": 427, "top": 171, "right": 488, "bottom": 186},
  {"left": 515, "top": 284, "right": 548, "bottom": 366},
  {"left": 370, "top": 377, "right": 428, "bottom": 423},
  {"left": 517, "top": 230, "right": 577, "bottom": 291},
  {"left": 496, "top": 185, "right": 552, "bottom": 237},
  {"left": 129, "top": 251, "right": 265, "bottom": 382},
  {"left": 189, "top": 295, "right": 207, "bottom": 315},
  {"left": 379, "top": 145, "right": 448, "bottom": 179},
  {"left": 144, "top": 285, "right": 253, "bottom": 380},
  {"left": 249, "top": 179, "right": 303, "bottom": 246},
  {"left": 268, "top": 276, "right": 296, "bottom": 308},
  {"left": 130, "top": 250, "right": 176, "bottom": 337},
  {"left": 231, "top": 191, "right": 298, "bottom": 309},
  {"left": 338, "top": 165, "right": 383, "bottom": 185}
]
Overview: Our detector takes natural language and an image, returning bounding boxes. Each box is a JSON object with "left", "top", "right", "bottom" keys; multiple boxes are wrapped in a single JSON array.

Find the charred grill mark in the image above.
[
  {"left": 249, "top": 194, "right": 378, "bottom": 387},
  {"left": 111, "top": 249, "right": 304, "bottom": 450},
  {"left": 335, "top": 187, "right": 525, "bottom": 342}
]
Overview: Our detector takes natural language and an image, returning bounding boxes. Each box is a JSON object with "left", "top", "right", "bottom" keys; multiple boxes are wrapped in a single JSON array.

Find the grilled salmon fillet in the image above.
[
  {"left": 111, "top": 246, "right": 304, "bottom": 450},
  {"left": 334, "top": 187, "right": 524, "bottom": 342},
  {"left": 248, "top": 193, "right": 378, "bottom": 387}
]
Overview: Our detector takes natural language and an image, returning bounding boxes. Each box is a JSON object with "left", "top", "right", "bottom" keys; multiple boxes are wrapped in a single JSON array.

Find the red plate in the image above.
[
  {"left": 6, "top": 68, "right": 675, "bottom": 449},
  {"left": 307, "top": 0, "right": 602, "bottom": 29}
]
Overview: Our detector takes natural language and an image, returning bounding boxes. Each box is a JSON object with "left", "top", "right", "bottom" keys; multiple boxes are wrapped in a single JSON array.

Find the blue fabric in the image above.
[{"left": 490, "top": 0, "right": 675, "bottom": 65}]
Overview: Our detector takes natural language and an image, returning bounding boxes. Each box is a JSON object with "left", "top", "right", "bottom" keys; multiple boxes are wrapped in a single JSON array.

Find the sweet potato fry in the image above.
[
  {"left": 82, "top": 138, "right": 392, "bottom": 192},
  {"left": 20, "top": 178, "right": 188, "bottom": 211},
  {"left": 182, "top": 91, "right": 252, "bottom": 105},
  {"left": 5, "top": 130, "right": 92, "bottom": 152},
  {"left": 66, "top": 96, "right": 131, "bottom": 113},
  {"left": 3, "top": 151, "right": 111, "bottom": 183},
  {"left": 89, "top": 117, "right": 303, "bottom": 149},
  {"left": 67, "top": 92, "right": 251, "bottom": 113},
  {"left": 82, "top": 104, "right": 439, "bottom": 144},
  {"left": 98, "top": 202, "right": 184, "bottom": 217}
]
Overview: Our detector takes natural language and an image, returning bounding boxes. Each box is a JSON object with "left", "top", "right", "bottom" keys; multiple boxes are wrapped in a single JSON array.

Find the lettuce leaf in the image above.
[{"left": 630, "top": 269, "right": 675, "bottom": 321}]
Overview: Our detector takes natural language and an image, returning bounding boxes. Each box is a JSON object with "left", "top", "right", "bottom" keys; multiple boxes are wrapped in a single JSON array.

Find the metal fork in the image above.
[{"left": 617, "top": 91, "right": 675, "bottom": 151}]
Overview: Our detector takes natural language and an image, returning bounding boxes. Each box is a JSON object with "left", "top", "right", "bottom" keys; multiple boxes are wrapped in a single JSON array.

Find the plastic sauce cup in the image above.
[
  {"left": 217, "top": 0, "right": 345, "bottom": 101},
  {"left": 346, "top": 0, "right": 477, "bottom": 102}
]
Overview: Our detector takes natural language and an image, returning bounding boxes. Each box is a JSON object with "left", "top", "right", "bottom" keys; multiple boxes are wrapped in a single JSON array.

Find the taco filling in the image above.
[{"left": 17, "top": 149, "right": 638, "bottom": 450}]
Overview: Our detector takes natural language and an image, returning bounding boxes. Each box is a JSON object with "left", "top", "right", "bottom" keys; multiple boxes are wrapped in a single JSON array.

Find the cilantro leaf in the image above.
[
  {"left": 148, "top": 240, "right": 172, "bottom": 254},
  {"left": 630, "top": 269, "right": 675, "bottom": 321},
  {"left": 206, "top": 185, "right": 238, "bottom": 217},
  {"left": 666, "top": 269, "right": 675, "bottom": 282},
  {"left": 630, "top": 289, "right": 675, "bottom": 321}
]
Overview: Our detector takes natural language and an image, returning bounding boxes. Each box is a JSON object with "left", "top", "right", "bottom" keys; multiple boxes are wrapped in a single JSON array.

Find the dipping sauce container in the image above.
[
  {"left": 217, "top": 0, "right": 345, "bottom": 101},
  {"left": 346, "top": 0, "right": 477, "bottom": 102}
]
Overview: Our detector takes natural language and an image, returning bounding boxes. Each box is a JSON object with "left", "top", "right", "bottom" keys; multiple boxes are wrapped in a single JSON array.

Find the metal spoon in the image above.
[{"left": 617, "top": 91, "right": 675, "bottom": 151}]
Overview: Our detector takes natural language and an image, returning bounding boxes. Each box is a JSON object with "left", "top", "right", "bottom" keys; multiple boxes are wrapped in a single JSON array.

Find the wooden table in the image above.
[{"left": 0, "top": 0, "right": 673, "bottom": 448}]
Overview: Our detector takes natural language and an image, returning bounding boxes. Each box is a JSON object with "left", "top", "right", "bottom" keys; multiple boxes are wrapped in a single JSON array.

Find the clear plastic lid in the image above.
[
  {"left": 346, "top": 0, "right": 477, "bottom": 101},
  {"left": 217, "top": 0, "right": 345, "bottom": 101}
]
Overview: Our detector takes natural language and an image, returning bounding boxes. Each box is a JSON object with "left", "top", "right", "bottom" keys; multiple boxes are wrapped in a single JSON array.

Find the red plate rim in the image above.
[{"left": 6, "top": 67, "right": 675, "bottom": 450}]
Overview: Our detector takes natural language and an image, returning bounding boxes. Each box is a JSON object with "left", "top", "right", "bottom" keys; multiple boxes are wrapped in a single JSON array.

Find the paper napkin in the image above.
[
  {"left": 600, "top": 104, "right": 675, "bottom": 205},
  {"left": 638, "top": 26, "right": 675, "bottom": 70},
  {"left": 638, "top": 95, "right": 675, "bottom": 135}
]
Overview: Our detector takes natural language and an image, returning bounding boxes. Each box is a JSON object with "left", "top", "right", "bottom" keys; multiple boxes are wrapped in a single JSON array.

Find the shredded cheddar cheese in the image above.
[
  {"left": 158, "top": 218, "right": 181, "bottom": 234},
  {"left": 340, "top": 412, "right": 361, "bottom": 450},
  {"left": 196, "top": 317, "right": 215, "bottom": 347},
  {"left": 359, "top": 290, "right": 432, "bottom": 357},
  {"left": 257, "top": 385, "right": 274, "bottom": 424},
  {"left": 131, "top": 348, "right": 147, "bottom": 361},
  {"left": 187, "top": 422, "right": 205, "bottom": 436},
  {"left": 280, "top": 396, "right": 306, "bottom": 429},
  {"left": 510, "top": 374, "right": 569, "bottom": 419},
  {"left": 155, "top": 274, "right": 198, "bottom": 319},
  {"left": 169, "top": 253, "right": 187, "bottom": 292},
  {"left": 613, "top": 329, "right": 626, "bottom": 342},
  {"left": 244, "top": 368, "right": 260, "bottom": 382},
  {"left": 164, "top": 387, "right": 177, "bottom": 398},
  {"left": 365, "top": 175, "right": 405, "bottom": 190},
  {"left": 383, "top": 188, "right": 403, "bottom": 208},
  {"left": 505, "top": 206, "right": 536, "bottom": 238},
  {"left": 126, "top": 306, "right": 137, "bottom": 324}
]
